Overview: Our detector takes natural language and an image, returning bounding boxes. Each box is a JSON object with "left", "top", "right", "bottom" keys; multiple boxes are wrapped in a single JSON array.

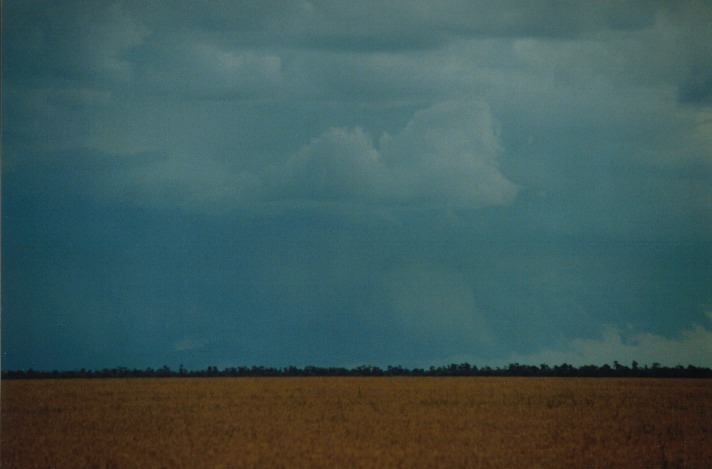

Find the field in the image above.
[{"left": 2, "top": 377, "right": 711, "bottom": 468}]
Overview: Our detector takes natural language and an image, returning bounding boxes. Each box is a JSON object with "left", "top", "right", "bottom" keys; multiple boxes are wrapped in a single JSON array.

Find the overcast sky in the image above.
[{"left": 3, "top": 1, "right": 712, "bottom": 371}]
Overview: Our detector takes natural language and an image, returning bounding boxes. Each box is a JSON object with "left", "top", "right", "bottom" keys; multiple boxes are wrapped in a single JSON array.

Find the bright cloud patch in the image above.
[
  {"left": 507, "top": 317, "right": 712, "bottom": 367},
  {"left": 272, "top": 101, "right": 517, "bottom": 209},
  {"left": 379, "top": 101, "right": 518, "bottom": 208},
  {"left": 270, "top": 126, "right": 383, "bottom": 202}
]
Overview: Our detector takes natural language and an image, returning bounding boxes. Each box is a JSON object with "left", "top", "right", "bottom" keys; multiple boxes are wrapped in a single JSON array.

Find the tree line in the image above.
[{"left": 2, "top": 361, "right": 711, "bottom": 379}]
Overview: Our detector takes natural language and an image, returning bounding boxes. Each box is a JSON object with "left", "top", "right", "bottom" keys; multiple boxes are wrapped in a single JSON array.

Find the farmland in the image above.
[{"left": 2, "top": 377, "right": 711, "bottom": 467}]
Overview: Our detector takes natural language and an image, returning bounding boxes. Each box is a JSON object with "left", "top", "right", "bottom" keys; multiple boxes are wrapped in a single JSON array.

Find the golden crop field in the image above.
[{"left": 2, "top": 377, "right": 711, "bottom": 468}]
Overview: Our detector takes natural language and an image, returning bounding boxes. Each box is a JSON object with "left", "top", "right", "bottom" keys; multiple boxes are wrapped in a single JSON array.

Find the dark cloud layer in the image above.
[{"left": 3, "top": 1, "right": 711, "bottom": 370}]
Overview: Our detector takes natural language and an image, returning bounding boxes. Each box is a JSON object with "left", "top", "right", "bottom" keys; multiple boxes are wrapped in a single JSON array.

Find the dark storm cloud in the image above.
[
  {"left": 167, "top": 0, "right": 658, "bottom": 50},
  {"left": 2, "top": 1, "right": 661, "bottom": 94},
  {"left": 3, "top": 1, "right": 149, "bottom": 86}
]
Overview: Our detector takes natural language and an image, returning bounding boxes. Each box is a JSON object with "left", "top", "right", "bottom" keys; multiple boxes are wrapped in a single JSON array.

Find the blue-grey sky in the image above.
[{"left": 3, "top": 1, "right": 712, "bottom": 371}]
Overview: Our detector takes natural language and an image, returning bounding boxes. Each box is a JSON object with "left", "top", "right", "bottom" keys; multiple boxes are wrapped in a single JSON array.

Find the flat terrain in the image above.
[{"left": 2, "top": 377, "right": 711, "bottom": 467}]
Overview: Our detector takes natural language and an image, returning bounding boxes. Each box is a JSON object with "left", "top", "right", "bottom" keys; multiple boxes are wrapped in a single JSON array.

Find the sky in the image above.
[{"left": 3, "top": 1, "right": 712, "bottom": 371}]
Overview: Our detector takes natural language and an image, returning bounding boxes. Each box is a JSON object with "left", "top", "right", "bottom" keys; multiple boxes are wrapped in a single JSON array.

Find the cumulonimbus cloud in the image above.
[{"left": 275, "top": 100, "right": 519, "bottom": 210}]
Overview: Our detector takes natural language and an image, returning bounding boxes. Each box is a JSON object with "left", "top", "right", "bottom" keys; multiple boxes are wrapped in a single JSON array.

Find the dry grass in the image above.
[{"left": 2, "top": 377, "right": 711, "bottom": 468}]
